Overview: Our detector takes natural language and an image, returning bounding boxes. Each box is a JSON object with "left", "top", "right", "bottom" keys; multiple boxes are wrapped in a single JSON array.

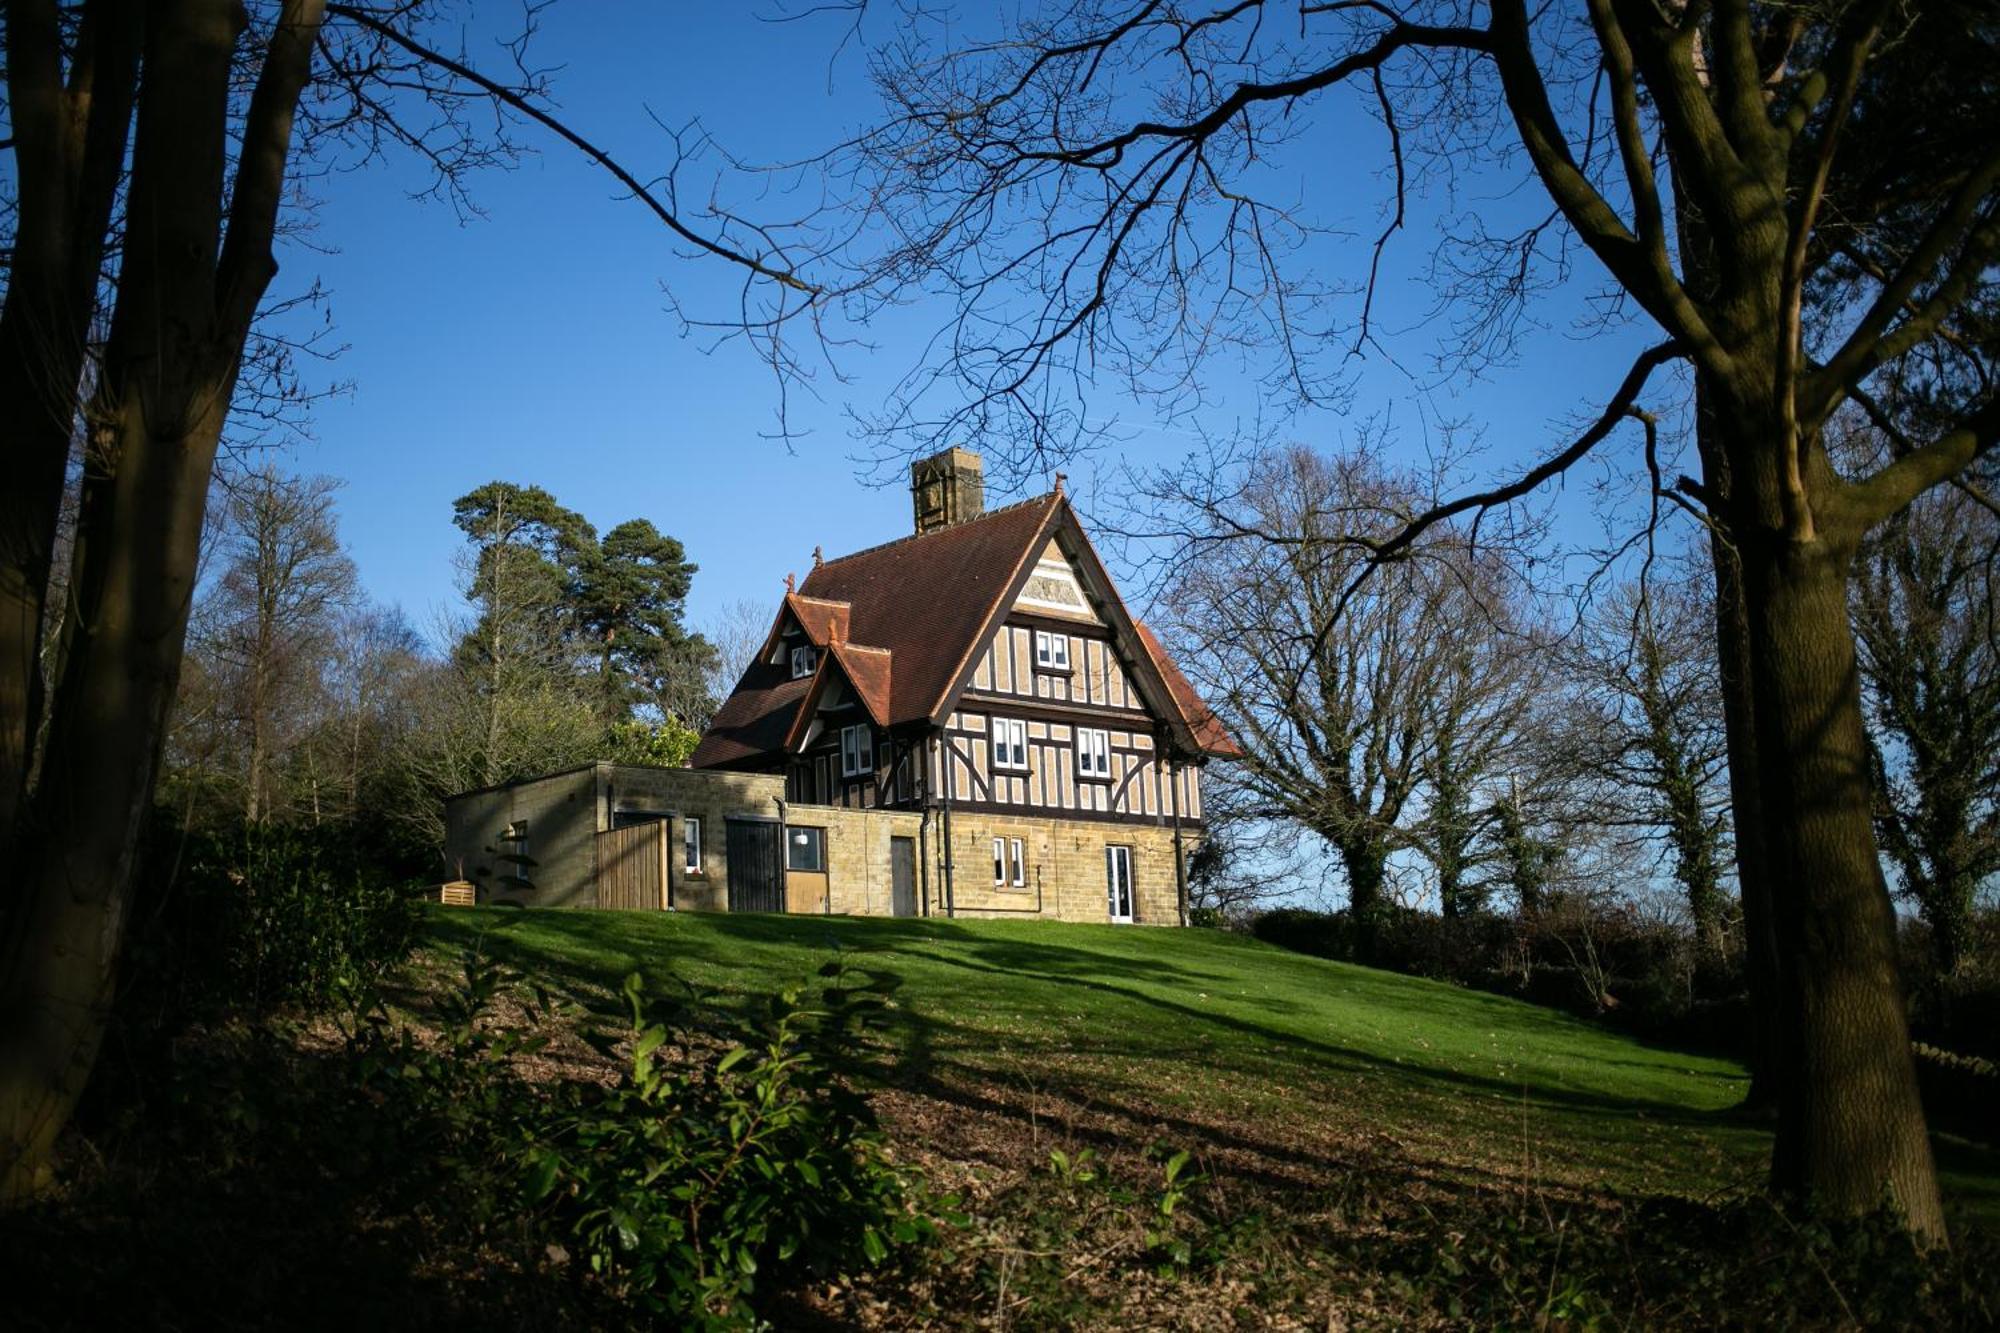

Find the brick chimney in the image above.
[{"left": 910, "top": 446, "right": 985, "bottom": 535}]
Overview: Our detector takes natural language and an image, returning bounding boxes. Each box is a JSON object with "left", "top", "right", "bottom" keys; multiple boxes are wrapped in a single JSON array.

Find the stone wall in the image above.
[
  {"left": 778, "top": 802, "right": 926, "bottom": 917},
  {"left": 935, "top": 811, "right": 1189, "bottom": 926},
  {"left": 444, "top": 762, "right": 1193, "bottom": 924},
  {"left": 600, "top": 764, "right": 787, "bottom": 912},
  {"left": 444, "top": 767, "right": 599, "bottom": 907}
]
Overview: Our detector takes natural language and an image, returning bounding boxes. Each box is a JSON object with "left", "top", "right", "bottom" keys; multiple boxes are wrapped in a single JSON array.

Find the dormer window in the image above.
[{"left": 790, "top": 645, "right": 817, "bottom": 679}]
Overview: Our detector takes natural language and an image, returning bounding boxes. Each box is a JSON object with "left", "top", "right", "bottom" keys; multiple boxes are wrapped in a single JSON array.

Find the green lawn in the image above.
[{"left": 425, "top": 906, "right": 1999, "bottom": 1231}]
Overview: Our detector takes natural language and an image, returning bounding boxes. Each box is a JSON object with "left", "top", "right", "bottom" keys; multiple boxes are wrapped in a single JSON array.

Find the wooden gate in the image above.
[
  {"left": 725, "top": 819, "right": 785, "bottom": 913},
  {"left": 596, "top": 820, "right": 669, "bottom": 910}
]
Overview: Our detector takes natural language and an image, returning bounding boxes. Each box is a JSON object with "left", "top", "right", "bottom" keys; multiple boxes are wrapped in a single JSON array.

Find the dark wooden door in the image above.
[
  {"left": 890, "top": 837, "right": 916, "bottom": 917},
  {"left": 726, "top": 819, "right": 785, "bottom": 913}
]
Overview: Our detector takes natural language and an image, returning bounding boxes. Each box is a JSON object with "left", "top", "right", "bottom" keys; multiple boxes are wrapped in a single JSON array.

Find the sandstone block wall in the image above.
[
  {"left": 444, "top": 763, "right": 1193, "bottom": 924},
  {"left": 443, "top": 767, "right": 599, "bottom": 907},
  {"left": 600, "top": 764, "right": 786, "bottom": 912},
  {"left": 936, "top": 811, "right": 1188, "bottom": 926},
  {"left": 778, "top": 802, "right": 926, "bottom": 917}
]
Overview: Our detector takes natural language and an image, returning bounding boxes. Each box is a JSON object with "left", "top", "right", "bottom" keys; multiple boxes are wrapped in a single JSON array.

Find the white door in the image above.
[{"left": 1105, "top": 845, "right": 1134, "bottom": 923}]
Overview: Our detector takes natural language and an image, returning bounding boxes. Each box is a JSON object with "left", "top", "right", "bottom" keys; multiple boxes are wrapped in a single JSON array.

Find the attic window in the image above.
[
  {"left": 790, "top": 645, "right": 817, "bottom": 679},
  {"left": 1034, "top": 630, "right": 1071, "bottom": 671}
]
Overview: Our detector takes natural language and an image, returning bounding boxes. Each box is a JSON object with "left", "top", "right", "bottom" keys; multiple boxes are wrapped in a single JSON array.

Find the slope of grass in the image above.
[{"left": 425, "top": 906, "right": 1996, "bottom": 1232}]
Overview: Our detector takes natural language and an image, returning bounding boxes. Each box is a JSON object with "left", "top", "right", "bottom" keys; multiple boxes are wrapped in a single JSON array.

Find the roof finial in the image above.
[
  {"left": 1054, "top": 471, "right": 1067, "bottom": 496},
  {"left": 812, "top": 544, "right": 823, "bottom": 569},
  {"left": 784, "top": 571, "right": 795, "bottom": 594}
]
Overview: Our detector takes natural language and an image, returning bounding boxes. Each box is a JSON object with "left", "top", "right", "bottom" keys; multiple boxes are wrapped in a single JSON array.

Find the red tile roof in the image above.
[
  {"left": 1135, "top": 622, "right": 1243, "bottom": 759},
  {"left": 691, "top": 490, "right": 1238, "bottom": 769},
  {"left": 787, "top": 594, "right": 851, "bottom": 646},
  {"left": 797, "top": 494, "right": 1060, "bottom": 723}
]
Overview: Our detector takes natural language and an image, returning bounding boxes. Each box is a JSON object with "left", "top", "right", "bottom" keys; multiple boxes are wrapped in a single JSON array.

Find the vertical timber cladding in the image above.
[
  {"left": 595, "top": 820, "right": 670, "bottom": 909},
  {"left": 724, "top": 819, "right": 785, "bottom": 913}
]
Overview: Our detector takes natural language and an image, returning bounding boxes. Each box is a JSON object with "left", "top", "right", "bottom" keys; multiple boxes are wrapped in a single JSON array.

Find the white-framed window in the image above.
[
  {"left": 787, "top": 826, "right": 825, "bottom": 872},
  {"left": 991, "top": 836, "right": 1028, "bottom": 886},
  {"left": 992, "top": 717, "right": 1029, "bottom": 770},
  {"left": 1034, "top": 629, "right": 1071, "bottom": 670},
  {"left": 1106, "top": 845, "right": 1134, "bottom": 923},
  {"left": 1076, "top": 727, "right": 1112, "bottom": 778},
  {"left": 790, "top": 644, "right": 817, "bottom": 679},
  {"left": 683, "top": 816, "right": 702, "bottom": 874},
  {"left": 840, "top": 724, "right": 875, "bottom": 777}
]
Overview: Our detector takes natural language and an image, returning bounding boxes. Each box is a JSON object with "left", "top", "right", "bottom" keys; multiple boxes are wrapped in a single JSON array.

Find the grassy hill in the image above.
[{"left": 429, "top": 907, "right": 1998, "bottom": 1235}]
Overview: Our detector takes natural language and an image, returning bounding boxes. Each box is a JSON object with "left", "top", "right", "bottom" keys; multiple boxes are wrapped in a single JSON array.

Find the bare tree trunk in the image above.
[
  {"left": 246, "top": 652, "right": 269, "bottom": 823},
  {"left": 0, "top": 0, "right": 144, "bottom": 844},
  {"left": 1333, "top": 836, "right": 1387, "bottom": 958},
  {"left": 1738, "top": 521, "right": 1944, "bottom": 1238},
  {"left": 0, "top": 0, "right": 323, "bottom": 1202},
  {"left": 1698, "top": 409, "right": 1785, "bottom": 1112}
]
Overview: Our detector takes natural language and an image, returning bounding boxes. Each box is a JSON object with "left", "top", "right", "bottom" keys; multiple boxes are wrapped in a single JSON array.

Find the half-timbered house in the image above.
[
  {"left": 689, "top": 446, "right": 1239, "bottom": 925},
  {"left": 443, "top": 447, "right": 1234, "bottom": 924}
]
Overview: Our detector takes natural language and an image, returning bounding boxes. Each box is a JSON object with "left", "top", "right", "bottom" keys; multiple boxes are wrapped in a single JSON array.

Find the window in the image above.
[
  {"left": 786, "top": 825, "right": 825, "bottom": 872},
  {"left": 991, "top": 717, "right": 1029, "bottom": 770},
  {"left": 840, "top": 724, "right": 875, "bottom": 777},
  {"left": 1034, "top": 629, "right": 1071, "bottom": 670},
  {"left": 1076, "top": 728, "right": 1112, "bottom": 778},
  {"left": 1105, "top": 845, "right": 1134, "bottom": 923},
  {"left": 683, "top": 816, "right": 702, "bottom": 874},
  {"left": 790, "top": 644, "right": 817, "bottom": 679},
  {"left": 992, "top": 837, "right": 1027, "bottom": 886}
]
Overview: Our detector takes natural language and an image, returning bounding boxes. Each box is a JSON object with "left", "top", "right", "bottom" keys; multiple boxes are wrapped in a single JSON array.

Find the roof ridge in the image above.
[
  {"left": 790, "top": 593, "right": 852, "bottom": 607},
  {"left": 813, "top": 491, "right": 1058, "bottom": 569},
  {"left": 835, "top": 641, "right": 892, "bottom": 656}
]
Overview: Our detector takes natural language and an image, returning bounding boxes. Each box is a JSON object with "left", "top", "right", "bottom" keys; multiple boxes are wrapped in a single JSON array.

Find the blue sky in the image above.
[{"left": 267, "top": 4, "right": 1669, "bottom": 640}]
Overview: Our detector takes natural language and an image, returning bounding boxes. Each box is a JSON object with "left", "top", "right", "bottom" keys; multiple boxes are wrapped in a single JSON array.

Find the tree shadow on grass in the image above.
[{"left": 437, "top": 909, "right": 1751, "bottom": 1132}]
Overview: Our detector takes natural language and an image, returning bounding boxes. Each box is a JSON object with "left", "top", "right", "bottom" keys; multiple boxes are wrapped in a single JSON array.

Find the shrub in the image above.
[
  {"left": 1245, "top": 899, "right": 1752, "bottom": 1056},
  {"left": 1249, "top": 906, "right": 1356, "bottom": 960},
  {"left": 523, "top": 964, "right": 940, "bottom": 1326},
  {"left": 128, "top": 820, "right": 421, "bottom": 1020},
  {"left": 1912, "top": 1043, "right": 2000, "bottom": 1145},
  {"left": 349, "top": 951, "right": 943, "bottom": 1328}
]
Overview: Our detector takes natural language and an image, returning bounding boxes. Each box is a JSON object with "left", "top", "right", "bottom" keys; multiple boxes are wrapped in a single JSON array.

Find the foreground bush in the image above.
[
  {"left": 351, "top": 952, "right": 943, "bottom": 1328},
  {"left": 128, "top": 820, "right": 422, "bottom": 1017}
]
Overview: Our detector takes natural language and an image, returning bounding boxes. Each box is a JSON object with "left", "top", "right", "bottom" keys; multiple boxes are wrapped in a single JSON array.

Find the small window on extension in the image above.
[{"left": 787, "top": 826, "right": 825, "bottom": 872}]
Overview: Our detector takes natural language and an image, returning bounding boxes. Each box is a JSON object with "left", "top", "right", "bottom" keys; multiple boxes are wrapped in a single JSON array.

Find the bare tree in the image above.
[
  {"left": 704, "top": 596, "right": 778, "bottom": 706},
  {"left": 298, "top": 601, "right": 426, "bottom": 828},
  {"left": 1556, "top": 575, "right": 1733, "bottom": 952},
  {"left": 0, "top": 0, "right": 819, "bottom": 1201},
  {"left": 835, "top": 0, "right": 1997, "bottom": 1238},
  {"left": 197, "top": 466, "right": 357, "bottom": 823},
  {"left": 1854, "top": 470, "right": 2000, "bottom": 975},
  {"left": 1157, "top": 444, "right": 1533, "bottom": 947}
]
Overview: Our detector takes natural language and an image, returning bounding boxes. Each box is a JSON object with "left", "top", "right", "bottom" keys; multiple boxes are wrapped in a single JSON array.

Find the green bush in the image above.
[
  {"left": 525, "top": 964, "right": 939, "bottom": 1326},
  {"left": 349, "top": 950, "right": 943, "bottom": 1328},
  {"left": 130, "top": 820, "right": 421, "bottom": 1019}
]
